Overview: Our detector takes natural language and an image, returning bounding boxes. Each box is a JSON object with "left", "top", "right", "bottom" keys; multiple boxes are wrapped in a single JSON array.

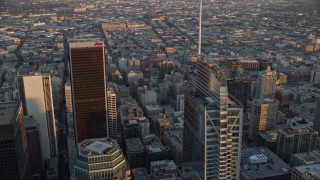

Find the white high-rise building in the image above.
[
  {"left": 256, "top": 66, "right": 277, "bottom": 99},
  {"left": 18, "top": 73, "right": 57, "bottom": 160},
  {"left": 107, "top": 87, "right": 117, "bottom": 139}
]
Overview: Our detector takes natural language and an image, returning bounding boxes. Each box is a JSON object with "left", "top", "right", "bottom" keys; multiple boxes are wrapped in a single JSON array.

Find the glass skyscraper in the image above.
[{"left": 183, "top": 56, "right": 242, "bottom": 180}]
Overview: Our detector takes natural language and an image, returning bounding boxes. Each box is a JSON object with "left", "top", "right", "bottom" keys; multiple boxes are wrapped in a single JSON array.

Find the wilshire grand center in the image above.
[{"left": 183, "top": 56, "right": 243, "bottom": 180}]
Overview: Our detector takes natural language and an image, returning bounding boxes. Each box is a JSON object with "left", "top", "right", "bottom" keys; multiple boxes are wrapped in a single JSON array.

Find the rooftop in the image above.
[
  {"left": 295, "top": 164, "right": 320, "bottom": 178},
  {"left": 69, "top": 39, "right": 104, "bottom": 48},
  {"left": 78, "top": 138, "right": 119, "bottom": 156},
  {"left": 126, "top": 138, "right": 144, "bottom": 152},
  {"left": 241, "top": 147, "right": 290, "bottom": 179},
  {"left": 0, "top": 101, "right": 19, "bottom": 125}
]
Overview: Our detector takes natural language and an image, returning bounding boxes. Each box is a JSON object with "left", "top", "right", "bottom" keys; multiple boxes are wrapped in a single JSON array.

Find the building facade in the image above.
[
  {"left": 277, "top": 118, "right": 318, "bottom": 163},
  {"left": 74, "top": 138, "right": 130, "bottom": 180},
  {"left": 0, "top": 102, "right": 31, "bottom": 179},
  {"left": 249, "top": 98, "right": 279, "bottom": 140},
  {"left": 25, "top": 116, "right": 43, "bottom": 179},
  {"left": 107, "top": 87, "right": 117, "bottom": 139},
  {"left": 183, "top": 56, "right": 242, "bottom": 180},
  {"left": 18, "top": 73, "right": 57, "bottom": 160},
  {"left": 256, "top": 66, "right": 277, "bottom": 99},
  {"left": 69, "top": 40, "right": 108, "bottom": 143}
]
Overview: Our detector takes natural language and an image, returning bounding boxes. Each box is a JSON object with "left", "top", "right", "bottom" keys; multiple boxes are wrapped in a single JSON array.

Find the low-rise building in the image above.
[{"left": 240, "top": 147, "right": 291, "bottom": 180}]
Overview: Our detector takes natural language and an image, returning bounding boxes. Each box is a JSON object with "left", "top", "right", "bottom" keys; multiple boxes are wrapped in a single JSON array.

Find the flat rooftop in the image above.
[
  {"left": 295, "top": 164, "right": 320, "bottom": 178},
  {"left": 69, "top": 39, "right": 104, "bottom": 48},
  {"left": 126, "top": 138, "right": 144, "bottom": 152},
  {"left": 0, "top": 101, "right": 19, "bottom": 125},
  {"left": 241, "top": 147, "right": 290, "bottom": 179}
]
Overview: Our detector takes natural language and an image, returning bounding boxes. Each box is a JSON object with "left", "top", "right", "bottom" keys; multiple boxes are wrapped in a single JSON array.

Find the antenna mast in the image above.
[{"left": 198, "top": 0, "right": 203, "bottom": 56}]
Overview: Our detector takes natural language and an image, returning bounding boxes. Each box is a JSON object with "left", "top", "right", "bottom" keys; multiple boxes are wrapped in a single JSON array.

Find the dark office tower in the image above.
[
  {"left": 69, "top": 40, "right": 108, "bottom": 143},
  {"left": 227, "top": 78, "right": 250, "bottom": 111},
  {"left": 0, "top": 102, "right": 31, "bottom": 179},
  {"left": 25, "top": 116, "right": 43, "bottom": 179},
  {"left": 183, "top": 56, "right": 242, "bottom": 180}
]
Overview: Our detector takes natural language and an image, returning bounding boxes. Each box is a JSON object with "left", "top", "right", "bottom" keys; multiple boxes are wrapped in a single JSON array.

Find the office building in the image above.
[
  {"left": 142, "top": 134, "right": 170, "bottom": 168},
  {"left": 150, "top": 160, "right": 179, "bottom": 179},
  {"left": 240, "top": 147, "right": 291, "bottom": 180},
  {"left": 0, "top": 102, "right": 31, "bottom": 179},
  {"left": 18, "top": 73, "right": 57, "bottom": 160},
  {"left": 227, "top": 79, "right": 250, "bottom": 111},
  {"left": 258, "top": 131, "right": 278, "bottom": 153},
  {"left": 162, "top": 128, "right": 183, "bottom": 169},
  {"left": 74, "top": 138, "right": 130, "bottom": 180},
  {"left": 107, "top": 87, "right": 117, "bottom": 139},
  {"left": 277, "top": 118, "right": 318, "bottom": 163},
  {"left": 69, "top": 40, "right": 108, "bottom": 143},
  {"left": 65, "top": 82, "right": 72, "bottom": 113},
  {"left": 256, "top": 66, "right": 277, "bottom": 99},
  {"left": 249, "top": 98, "right": 279, "bottom": 140},
  {"left": 25, "top": 116, "right": 43, "bottom": 179},
  {"left": 291, "top": 150, "right": 320, "bottom": 167},
  {"left": 125, "top": 138, "right": 145, "bottom": 169},
  {"left": 183, "top": 56, "right": 242, "bottom": 180}
]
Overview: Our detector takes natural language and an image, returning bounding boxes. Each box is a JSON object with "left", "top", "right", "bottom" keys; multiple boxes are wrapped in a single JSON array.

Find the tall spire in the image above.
[{"left": 198, "top": 0, "right": 203, "bottom": 56}]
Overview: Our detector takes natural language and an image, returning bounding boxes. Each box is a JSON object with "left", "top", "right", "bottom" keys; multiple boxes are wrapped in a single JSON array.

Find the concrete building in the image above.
[
  {"left": 25, "top": 116, "right": 43, "bottom": 179},
  {"left": 291, "top": 150, "right": 320, "bottom": 167},
  {"left": 176, "top": 94, "right": 185, "bottom": 111},
  {"left": 249, "top": 98, "right": 279, "bottom": 140},
  {"left": 138, "top": 86, "right": 157, "bottom": 107},
  {"left": 125, "top": 138, "right": 145, "bottom": 169},
  {"left": 256, "top": 66, "right": 277, "bottom": 99},
  {"left": 144, "top": 104, "right": 163, "bottom": 118},
  {"left": 121, "top": 120, "right": 142, "bottom": 141},
  {"left": 51, "top": 75, "right": 62, "bottom": 113},
  {"left": 277, "top": 118, "right": 318, "bottom": 163},
  {"left": 0, "top": 102, "right": 31, "bottom": 179},
  {"left": 65, "top": 82, "right": 72, "bottom": 113},
  {"left": 292, "top": 164, "right": 320, "bottom": 180},
  {"left": 142, "top": 134, "right": 170, "bottom": 169},
  {"left": 107, "top": 87, "right": 117, "bottom": 139},
  {"left": 18, "top": 73, "right": 57, "bottom": 160},
  {"left": 162, "top": 128, "right": 183, "bottom": 169},
  {"left": 258, "top": 131, "right": 278, "bottom": 153},
  {"left": 150, "top": 160, "right": 179, "bottom": 179},
  {"left": 69, "top": 40, "right": 108, "bottom": 143},
  {"left": 239, "top": 59, "right": 260, "bottom": 71},
  {"left": 240, "top": 147, "right": 291, "bottom": 180},
  {"left": 131, "top": 168, "right": 150, "bottom": 180},
  {"left": 183, "top": 56, "right": 242, "bottom": 179},
  {"left": 74, "top": 138, "right": 130, "bottom": 180}
]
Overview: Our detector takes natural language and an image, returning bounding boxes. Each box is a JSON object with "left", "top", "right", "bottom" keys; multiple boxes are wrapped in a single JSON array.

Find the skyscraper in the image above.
[
  {"left": 18, "top": 73, "right": 57, "bottom": 160},
  {"left": 74, "top": 138, "right": 130, "bottom": 180},
  {"left": 277, "top": 118, "right": 318, "bottom": 163},
  {"left": 249, "top": 98, "right": 279, "bottom": 140},
  {"left": 107, "top": 87, "right": 117, "bottom": 139},
  {"left": 69, "top": 40, "right": 108, "bottom": 143},
  {"left": 0, "top": 102, "right": 31, "bottom": 179},
  {"left": 256, "top": 66, "right": 277, "bottom": 99},
  {"left": 25, "top": 116, "right": 43, "bottom": 179},
  {"left": 183, "top": 56, "right": 242, "bottom": 180}
]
